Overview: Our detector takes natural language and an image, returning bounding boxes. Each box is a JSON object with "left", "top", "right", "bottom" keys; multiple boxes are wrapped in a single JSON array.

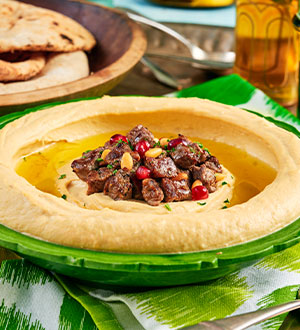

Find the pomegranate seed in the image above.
[
  {"left": 110, "top": 134, "right": 128, "bottom": 145},
  {"left": 168, "top": 138, "right": 188, "bottom": 150},
  {"left": 192, "top": 185, "right": 209, "bottom": 200},
  {"left": 136, "top": 166, "right": 151, "bottom": 180},
  {"left": 135, "top": 140, "right": 150, "bottom": 157}
]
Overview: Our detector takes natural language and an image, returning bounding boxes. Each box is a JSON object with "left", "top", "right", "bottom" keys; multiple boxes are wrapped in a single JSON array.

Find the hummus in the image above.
[{"left": 0, "top": 96, "right": 300, "bottom": 253}]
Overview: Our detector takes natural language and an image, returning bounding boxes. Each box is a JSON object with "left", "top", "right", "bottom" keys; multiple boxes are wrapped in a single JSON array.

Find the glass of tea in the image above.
[
  {"left": 234, "top": 0, "right": 299, "bottom": 108},
  {"left": 148, "top": 0, "right": 234, "bottom": 7}
]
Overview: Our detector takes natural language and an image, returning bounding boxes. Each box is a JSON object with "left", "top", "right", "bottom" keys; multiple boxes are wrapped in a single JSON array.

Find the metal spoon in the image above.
[
  {"left": 125, "top": 11, "right": 235, "bottom": 68},
  {"left": 183, "top": 291, "right": 300, "bottom": 329},
  {"left": 116, "top": 7, "right": 234, "bottom": 87},
  {"left": 146, "top": 52, "right": 233, "bottom": 69},
  {"left": 141, "top": 56, "right": 181, "bottom": 89}
]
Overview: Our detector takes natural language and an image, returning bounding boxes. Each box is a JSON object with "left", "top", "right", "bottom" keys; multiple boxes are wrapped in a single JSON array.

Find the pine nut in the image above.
[
  {"left": 215, "top": 173, "right": 226, "bottom": 181},
  {"left": 159, "top": 138, "right": 169, "bottom": 147},
  {"left": 121, "top": 152, "right": 133, "bottom": 170},
  {"left": 173, "top": 172, "right": 188, "bottom": 181},
  {"left": 192, "top": 180, "right": 202, "bottom": 189},
  {"left": 101, "top": 149, "right": 111, "bottom": 160},
  {"left": 145, "top": 147, "right": 163, "bottom": 158}
]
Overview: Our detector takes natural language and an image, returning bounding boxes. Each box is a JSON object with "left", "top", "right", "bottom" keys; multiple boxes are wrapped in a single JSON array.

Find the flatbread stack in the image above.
[{"left": 0, "top": 0, "right": 96, "bottom": 95}]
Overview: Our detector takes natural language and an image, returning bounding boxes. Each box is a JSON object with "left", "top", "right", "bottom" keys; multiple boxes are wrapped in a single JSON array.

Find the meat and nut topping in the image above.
[{"left": 71, "top": 125, "right": 223, "bottom": 206}]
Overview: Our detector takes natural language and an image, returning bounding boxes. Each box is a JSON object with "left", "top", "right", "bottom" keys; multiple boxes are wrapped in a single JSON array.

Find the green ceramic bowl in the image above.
[{"left": 0, "top": 99, "right": 300, "bottom": 288}]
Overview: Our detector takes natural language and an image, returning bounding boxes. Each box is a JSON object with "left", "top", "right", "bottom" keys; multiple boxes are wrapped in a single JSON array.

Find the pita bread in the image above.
[
  {"left": 0, "top": 51, "right": 46, "bottom": 81},
  {"left": 0, "top": 50, "right": 89, "bottom": 94},
  {"left": 0, "top": 0, "right": 96, "bottom": 52}
]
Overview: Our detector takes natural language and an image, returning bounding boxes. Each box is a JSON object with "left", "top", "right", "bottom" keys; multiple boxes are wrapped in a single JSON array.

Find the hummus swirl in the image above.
[{"left": 0, "top": 96, "right": 300, "bottom": 253}]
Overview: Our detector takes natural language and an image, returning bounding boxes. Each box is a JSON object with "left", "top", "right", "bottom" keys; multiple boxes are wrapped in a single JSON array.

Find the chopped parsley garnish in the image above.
[
  {"left": 224, "top": 199, "right": 230, "bottom": 204},
  {"left": 153, "top": 141, "right": 161, "bottom": 148},
  {"left": 196, "top": 142, "right": 203, "bottom": 148},
  {"left": 189, "top": 146, "right": 196, "bottom": 153},
  {"left": 128, "top": 141, "right": 134, "bottom": 150},
  {"left": 117, "top": 139, "right": 125, "bottom": 145},
  {"left": 171, "top": 147, "right": 175, "bottom": 152},
  {"left": 58, "top": 174, "right": 66, "bottom": 180},
  {"left": 197, "top": 202, "right": 206, "bottom": 206},
  {"left": 61, "top": 194, "right": 67, "bottom": 200},
  {"left": 97, "top": 158, "right": 103, "bottom": 162},
  {"left": 221, "top": 181, "right": 228, "bottom": 186},
  {"left": 112, "top": 169, "right": 118, "bottom": 175},
  {"left": 164, "top": 204, "right": 172, "bottom": 211},
  {"left": 107, "top": 164, "right": 113, "bottom": 169},
  {"left": 83, "top": 149, "right": 91, "bottom": 154},
  {"left": 222, "top": 205, "right": 227, "bottom": 209},
  {"left": 203, "top": 148, "right": 211, "bottom": 155}
]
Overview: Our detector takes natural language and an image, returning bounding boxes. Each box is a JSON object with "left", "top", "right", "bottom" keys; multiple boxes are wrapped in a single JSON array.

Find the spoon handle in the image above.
[
  {"left": 185, "top": 300, "right": 300, "bottom": 330},
  {"left": 140, "top": 56, "right": 180, "bottom": 89},
  {"left": 126, "top": 12, "right": 204, "bottom": 58}
]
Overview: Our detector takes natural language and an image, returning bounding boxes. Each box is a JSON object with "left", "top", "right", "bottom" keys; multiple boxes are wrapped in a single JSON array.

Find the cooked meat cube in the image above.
[
  {"left": 130, "top": 151, "right": 141, "bottom": 163},
  {"left": 104, "top": 169, "right": 132, "bottom": 200},
  {"left": 144, "top": 156, "right": 177, "bottom": 178},
  {"left": 158, "top": 151, "right": 168, "bottom": 158},
  {"left": 170, "top": 144, "right": 199, "bottom": 169},
  {"left": 104, "top": 140, "right": 115, "bottom": 149},
  {"left": 199, "top": 148, "right": 210, "bottom": 163},
  {"left": 71, "top": 147, "right": 103, "bottom": 181},
  {"left": 105, "top": 143, "right": 140, "bottom": 168},
  {"left": 189, "top": 142, "right": 210, "bottom": 163},
  {"left": 131, "top": 175, "right": 143, "bottom": 200},
  {"left": 176, "top": 136, "right": 210, "bottom": 163},
  {"left": 105, "top": 143, "right": 131, "bottom": 167},
  {"left": 191, "top": 164, "right": 217, "bottom": 193},
  {"left": 205, "top": 156, "right": 222, "bottom": 173},
  {"left": 126, "top": 125, "right": 155, "bottom": 147},
  {"left": 142, "top": 178, "right": 164, "bottom": 206},
  {"left": 86, "top": 168, "right": 113, "bottom": 195},
  {"left": 161, "top": 177, "right": 192, "bottom": 202}
]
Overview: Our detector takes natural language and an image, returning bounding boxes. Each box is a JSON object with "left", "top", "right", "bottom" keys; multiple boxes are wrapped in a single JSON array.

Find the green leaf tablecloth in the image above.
[{"left": 1, "top": 74, "right": 300, "bottom": 330}]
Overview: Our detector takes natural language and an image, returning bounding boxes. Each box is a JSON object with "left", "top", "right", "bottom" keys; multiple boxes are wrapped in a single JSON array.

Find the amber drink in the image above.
[
  {"left": 148, "top": 0, "right": 234, "bottom": 7},
  {"left": 234, "top": 0, "right": 299, "bottom": 107}
]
